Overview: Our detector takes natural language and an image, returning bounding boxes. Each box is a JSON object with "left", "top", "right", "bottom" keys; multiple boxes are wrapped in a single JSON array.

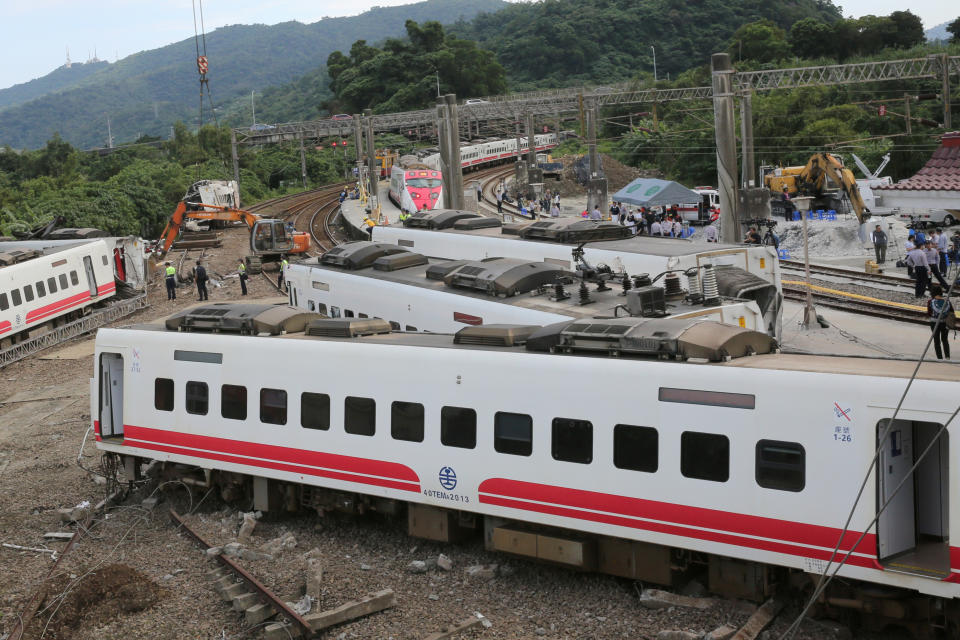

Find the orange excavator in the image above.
[{"left": 154, "top": 201, "right": 310, "bottom": 274}]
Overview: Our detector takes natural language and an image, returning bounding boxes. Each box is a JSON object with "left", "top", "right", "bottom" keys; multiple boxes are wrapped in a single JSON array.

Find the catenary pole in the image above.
[{"left": 712, "top": 53, "right": 740, "bottom": 242}]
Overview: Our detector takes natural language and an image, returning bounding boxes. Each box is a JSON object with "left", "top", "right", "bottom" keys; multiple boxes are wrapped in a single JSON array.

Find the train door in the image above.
[
  {"left": 876, "top": 419, "right": 950, "bottom": 577},
  {"left": 83, "top": 255, "right": 98, "bottom": 297},
  {"left": 99, "top": 353, "right": 124, "bottom": 438}
]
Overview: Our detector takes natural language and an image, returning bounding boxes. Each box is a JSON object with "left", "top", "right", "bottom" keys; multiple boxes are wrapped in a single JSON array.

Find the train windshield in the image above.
[{"left": 407, "top": 178, "right": 442, "bottom": 188}]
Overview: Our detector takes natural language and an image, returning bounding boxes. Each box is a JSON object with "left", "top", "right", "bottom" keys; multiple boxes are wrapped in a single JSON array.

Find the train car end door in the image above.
[{"left": 99, "top": 352, "right": 124, "bottom": 438}]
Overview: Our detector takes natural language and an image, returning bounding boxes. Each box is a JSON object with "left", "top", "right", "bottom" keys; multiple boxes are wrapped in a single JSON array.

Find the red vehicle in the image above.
[{"left": 389, "top": 159, "right": 443, "bottom": 213}]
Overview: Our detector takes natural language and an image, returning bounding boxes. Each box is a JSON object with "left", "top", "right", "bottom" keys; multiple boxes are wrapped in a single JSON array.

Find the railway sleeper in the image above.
[{"left": 142, "top": 460, "right": 960, "bottom": 638}]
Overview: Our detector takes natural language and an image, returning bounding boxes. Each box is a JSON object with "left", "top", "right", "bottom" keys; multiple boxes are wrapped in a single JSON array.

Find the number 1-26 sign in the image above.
[{"left": 197, "top": 56, "right": 208, "bottom": 75}]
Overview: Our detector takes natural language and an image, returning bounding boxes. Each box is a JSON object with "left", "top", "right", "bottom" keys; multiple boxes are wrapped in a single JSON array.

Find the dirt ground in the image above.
[{"left": 0, "top": 224, "right": 879, "bottom": 639}]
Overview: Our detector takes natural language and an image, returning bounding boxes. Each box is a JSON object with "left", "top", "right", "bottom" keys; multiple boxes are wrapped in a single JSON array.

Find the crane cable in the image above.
[
  {"left": 192, "top": 0, "right": 219, "bottom": 129},
  {"left": 778, "top": 275, "right": 960, "bottom": 639}
]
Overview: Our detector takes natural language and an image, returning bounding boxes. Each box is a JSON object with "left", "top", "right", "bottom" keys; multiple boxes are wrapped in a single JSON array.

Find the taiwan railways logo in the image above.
[{"left": 438, "top": 466, "right": 457, "bottom": 490}]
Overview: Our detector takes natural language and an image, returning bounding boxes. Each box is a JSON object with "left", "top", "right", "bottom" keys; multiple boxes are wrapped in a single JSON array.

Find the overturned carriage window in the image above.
[
  {"left": 301, "top": 393, "right": 330, "bottom": 430},
  {"left": 11, "top": 289, "right": 22, "bottom": 306},
  {"left": 174, "top": 350, "right": 223, "bottom": 364},
  {"left": 59, "top": 273, "right": 68, "bottom": 289},
  {"left": 681, "top": 431, "right": 729, "bottom": 482},
  {"left": 659, "top": 387, "right": 755, "bottom": 410},
  {"left": 36, "top": 281, "right": 46, "bottom": 297},
  {"left": 47, "top": 277, "right": 57, "bottom": 293},
  {"left": 756, "top": 440, "right": 805, "bottom": 492},
  {"left": 345, "top": 396, "right": 376, "bottom": 436},
  {"left": 391, "top": 401, "right": 424, "bottom": 442},
  {"left": 552, "top": 418, "right": 593, "bottom": 464},
  {"left": 317, "top": 303, "right": 328, "bottom": 315},
  {"left": 494, "top": 412, "right": 532, "bottom": 456},
  {"left": 260, "top": 388, "right": 287, "bottom": 425},
  {"left": 154, "top": 378, "right": 174, "bottom": 411},
  {"left": 0, "top": 293, "right": 7, "bottom": 311},
  {"left": 23, "top": 284, "right": 34, "bottom": 302},
  {"left": 441, "top": 406, "right": 476, "bottom": 449},
  {"left": 613, "top": 424, "right": 658, "bottom": 472},
  {"left": 70, "top": 270, "right": 79, "bottom": 286},
  {"left": 330, "top": 306, "right": 341, "bottom": 318},
  {"left": 185, "top": 381, "right": 208, "bottom": 415},
  {"left": 221, "top": 385, "right": 247, "bottom": 421},
  {"left": 102, "top": 254, "right": 109, "bottom": 266}
]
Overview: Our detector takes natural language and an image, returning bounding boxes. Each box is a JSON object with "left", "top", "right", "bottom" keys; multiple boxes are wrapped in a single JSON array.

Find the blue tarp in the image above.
[{"left": 611, "top": 178, "right": 699, "bottom": 207}]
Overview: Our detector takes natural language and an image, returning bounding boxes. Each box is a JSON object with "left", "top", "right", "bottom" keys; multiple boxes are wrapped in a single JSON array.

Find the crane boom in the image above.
[
  {"left": 797, "top": 153, "right": 870, "bottom": 225},
  {"left": 155, "top": 202, "right": 263, "bottom": 255}
]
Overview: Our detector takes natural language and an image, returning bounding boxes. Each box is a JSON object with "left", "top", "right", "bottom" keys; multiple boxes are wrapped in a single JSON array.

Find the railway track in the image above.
[
  {"left": 782, "top": 283, "right": 928, "bottom": 324},
  {"left": 780, "top": 259, "right": 915, "bottom": 289}
]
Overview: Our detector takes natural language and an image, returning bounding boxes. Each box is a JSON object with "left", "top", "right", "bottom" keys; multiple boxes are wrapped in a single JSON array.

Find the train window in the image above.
[
  {"left": 0, "top": 293, "right": 7, "bottom": 311},
  {"left": 613, "top": 425, "right": 658, "bottom": 472},
  {"left": 552, "top": 418, "right": 592, "bottom": 464},
  {"left": 102, "top": 255, "right": 109, "bottom": 266},
  {"left": 317, "top": 303, "right": 327, "bottom": 315},
  {"left": 441, "top": 406, "right": 476, "bottom": 449},
  {"left": 344, "top": 310, "right": 354, "bottom": 318},
  {"left": 659, "top": 387, "right": 755, "bottom": 410},
  {"left": 36, "top": 281, "right": 46, "bottom": 297},
  {"left": 154, "top": 378, "right": 174, "bottom": 411},
  {"left": 185, "top": 381, "right": 209, "bottom": 415},
  {"left": 391, "top": 401, "right": 424, "bottom": 442},
  {"left": 260, "top": 388, "right": 287, "bottom": 425},
  {"left": 756, "top": 440, "right": 805, "bottom": 492},
  {"left": 301, "top": 392, "right": 330, "bottom": 430},
  {"left": 221, "top": 385, "right": 247, "bottom": 421},
  {"left": 11, "top": 289, "right": 21, "bottom": 306},
  {"left": 389, "top": 321, "right": 400, "bottom": 331},
  {"left": 681, "top": 432, "right": 729, "bottom": 482},
  {"left": 494, "top": 412, "right": 532, "bottom": 456},
  {"left": 344, "top": 396, "right": 375, "bottom": 436},
  {"left": 23, "top": 285, "right": 34, "bottom": 302},
  {"left": 70, "top": 270, "right": 79, "bottom": 286},
  {"left": 359, "top": 313, "right": 368, "bottom": 319},
  {"left": 59, "top": 274, "right": 68, "bottom": 289},
  {"left": 307, "top": 301, "right": 316, "bottom": 312},
  {"left": 47, "top": 277, "right": 57, "bottom": 293},
  {"left": 405, "top": 325, "right": 417, "bottom": 332},
  {"left": 330, "top": 306, "right": 341, "bottom": 318}
]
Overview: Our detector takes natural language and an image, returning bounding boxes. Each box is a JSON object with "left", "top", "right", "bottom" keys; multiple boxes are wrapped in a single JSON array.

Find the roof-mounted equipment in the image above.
[
  {"left": 519, "top": 218, "right": 631, "bottom": 243},
  {"left": 319, "top": 241, "right": 409, "bottom": 270},
  {"left": 453, "top": 324, "right": 541, "bottom": 347},
  {"left": 453, "top": 216, "right": 502, "bottom": 230},
  {"left": 165, "top": 303, "right": 319, "bottom": 335},
  {"left": 525, "top": 317, "right": 777, "bottom": 361},
  {"left": 305, "top": 318, "right": 392, "bottom": 338},
  {"left": 443, "top": 258, "right": 573, "bottom": 297},
  {"left": 372, "top": 251, "right": 429, "bottom": 271},
  {"left": 403, "top": 209, "right": 481, "bottom": 229}
]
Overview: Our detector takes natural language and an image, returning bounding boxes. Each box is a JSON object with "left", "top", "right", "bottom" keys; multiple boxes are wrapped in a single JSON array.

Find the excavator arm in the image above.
[
  {"left": 154, "top": 202, "right": 261, "bottom": 255},
  {"left": 799, "top": 153, "right": 870, "bottom": 224}
]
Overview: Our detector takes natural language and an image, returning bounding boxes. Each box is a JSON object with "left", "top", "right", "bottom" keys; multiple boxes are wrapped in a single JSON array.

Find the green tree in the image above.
[
  {"left": 945, "top": 17, "right": 960, "bottom": 43},
  {"left": 789, "top": 19, "right": 832, "bottom": 59},
  {"left": 728, "top": 20, "right": 791, "bottom": 63},
  {"left": 33, "top": 134, "right": 78, "bottom": 180},
  {"left": 888, "top": 11, "right": 924, "bottom": 49}
]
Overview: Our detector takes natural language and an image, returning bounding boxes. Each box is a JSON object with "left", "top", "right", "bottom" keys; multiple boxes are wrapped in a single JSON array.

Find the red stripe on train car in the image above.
[
  {"left": 0, "top": 320, "right": 10, "bottom": 335},
  {"left": 124, "top": 425, "right": 420, "bottom": 487},
  {"left": 478, "top": 478, "right": 875, "bottom": 556},
  {"left": 26, "top": 281, "right": 116, "bottom": 324},
  {"left": 479, "top": 493, "right": 879, "bottom": 571}
]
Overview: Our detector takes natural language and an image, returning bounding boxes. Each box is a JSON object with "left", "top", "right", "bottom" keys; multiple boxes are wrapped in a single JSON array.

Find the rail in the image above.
[{"left": 0, "top": 293, "right": 149, "bottom": 368}]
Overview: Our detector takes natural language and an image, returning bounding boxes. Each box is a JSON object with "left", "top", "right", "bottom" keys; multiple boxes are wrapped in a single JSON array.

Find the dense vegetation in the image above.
[
  {"left": 0, "top": 0, "right": 506, "bottom": 149},
  {"left": 326, "top": 21, "right": 506, "bottom": 113}
]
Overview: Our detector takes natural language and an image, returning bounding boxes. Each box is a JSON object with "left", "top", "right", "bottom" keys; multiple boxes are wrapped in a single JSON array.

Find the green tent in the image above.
[{"left": 611, "top": 178, "right": 699, "bottom": 207}]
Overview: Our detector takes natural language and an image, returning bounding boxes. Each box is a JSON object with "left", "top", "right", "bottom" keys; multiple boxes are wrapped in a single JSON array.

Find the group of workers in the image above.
[{"left": 163, "top": 253, "right": 293, "bottom": 302}]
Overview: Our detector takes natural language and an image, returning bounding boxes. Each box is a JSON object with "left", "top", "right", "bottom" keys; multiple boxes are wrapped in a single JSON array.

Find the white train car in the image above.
[
  {"left": 0, "top": 239, "right": 116, "bottom": 345},
  {"left": 283, "top": 242, "right": 767, "bottom": 335},
  {"left": 372, "top": 226, "right": 782, "bottom": 339},
  {"left": 92, "top": 310, "right": 960, "bottom": 632},
  {"left": 421, "top": 133, "right": 558, "bottom": 172}
]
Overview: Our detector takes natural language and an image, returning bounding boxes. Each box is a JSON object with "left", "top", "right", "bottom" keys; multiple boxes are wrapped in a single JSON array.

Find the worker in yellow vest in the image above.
[
  {"left": 164, "top": 261, "right": 177, "bottom": 300},
  {"left": 278, "top": 255, "right": 288, "bottom": 291},
  {"left": 238, "top": 261, "right": 248, "bottom": 296}
]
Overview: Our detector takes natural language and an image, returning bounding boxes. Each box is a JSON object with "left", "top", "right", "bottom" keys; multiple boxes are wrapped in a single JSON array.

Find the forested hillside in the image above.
[
  {"left": 0, "top": 0, "right": 506, "bottom": 149},
  {"left": 0, "top": 60, "right": 109, "bottom": 110}
]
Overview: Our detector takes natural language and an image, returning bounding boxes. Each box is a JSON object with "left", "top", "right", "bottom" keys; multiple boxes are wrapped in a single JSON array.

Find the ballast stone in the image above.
[
  {"left": 408, "top": 560, "right": 428, "bottom": 574},
  {"left": 464, "top": 564, "right": 498, "bottom": 579},
  {"left": 656, "top": 631, "right": 700, "bottom": 640}
]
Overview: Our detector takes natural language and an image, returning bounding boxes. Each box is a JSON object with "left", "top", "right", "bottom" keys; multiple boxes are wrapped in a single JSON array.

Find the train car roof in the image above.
[
  {"left": 380, "top": 224, "right": 747, "bottom": 258},
  {"left": 293, "top": 255, "right": 751, "bottom": 321},
  {"left": 0, "top": 239, "right": 105, "bottom": 271},
  {"left": 111, "top": 318, "right": 960, "bottom": 382}
]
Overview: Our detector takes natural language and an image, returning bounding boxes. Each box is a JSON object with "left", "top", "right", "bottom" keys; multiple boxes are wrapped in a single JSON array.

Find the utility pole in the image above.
[
  {"left": 525, "top": 113, "right": 537, "bottom": 166},
  {"left": 106, "top": 116, "right": 113, "bottom": 149},
  {"left": 513, "top": 113, "right": 526, "bottom": 195},
  {"left": 298, "top": 128, "right": 308, "bottom": 189},
  {"left": 251, "top": 90, "right": 256, "bottom": 126},
  {"left": 712, "top": 53, "right": 740, "bottom": 243},
  {"left": 904, "top": 93, "right": 912, "bottom": 135},
  {"left": 739, "top": 91, "right": 755, "bottom": 188},
  {"left": 526, "top": 113, "right": 543, "bottom": 204},
  {"left": 651, "top": 46, "right": 657, "bottom": 81},
  {"left": 230, "top": 129, "right": 240, "bottom": 196},
  {"left": 364, "top": 109, "right": 379, "bottom": 220},
  {"left": 942, "top": 53, "right": 952, "bottom": 130},
  {"left": 444, "top": 94, "right": 464, "bottom": 210},
  {"left": 353, "top": 113, "right": 363, "bottom": 180},
  {"left": 585, "top": 96, "right": 607, "bottom": 214}
]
